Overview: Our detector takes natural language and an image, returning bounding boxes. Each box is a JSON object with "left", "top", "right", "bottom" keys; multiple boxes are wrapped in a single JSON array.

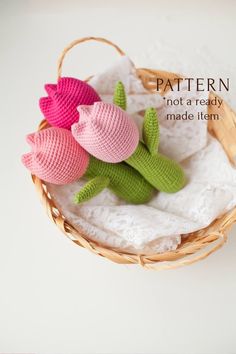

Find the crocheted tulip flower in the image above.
[
  {"left": 22, "top": 127, "right": 154, "bottom": 204},
  {"left": 72, "top": 81, "right": 186, "bottom": 193},
  {"left": 39, "top": 77, "right": 101, "bottom": 130},
  {"left": 21, "top": 127, "right": 89, "bottom": 184},
  {"left": 72, "top": 102, "right": 139, "bottom": 163}
]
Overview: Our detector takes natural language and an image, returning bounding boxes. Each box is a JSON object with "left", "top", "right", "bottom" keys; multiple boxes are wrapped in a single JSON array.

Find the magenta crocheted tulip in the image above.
[
  {"left": 72, "top": 102, "right": 139, "bottom": 163},
  {"left": 22, "top": 127, "right": 89, "bottom": 184},
  {"left": 39, "top": 77, "right": 101, "bottom": 130}
]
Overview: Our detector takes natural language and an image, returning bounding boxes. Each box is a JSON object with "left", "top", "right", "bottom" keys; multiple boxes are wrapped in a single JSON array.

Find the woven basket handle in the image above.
[
  {"left": 143, "top": 231, "right": 227, "bottom": 271},
  {"left": 57, "top": 36, "right": 125, "bottom": 80}
]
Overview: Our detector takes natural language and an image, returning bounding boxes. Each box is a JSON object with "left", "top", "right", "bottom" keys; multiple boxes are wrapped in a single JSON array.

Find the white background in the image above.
[{"left": 1, "top": 1, "right": 236, "bottom": 353}]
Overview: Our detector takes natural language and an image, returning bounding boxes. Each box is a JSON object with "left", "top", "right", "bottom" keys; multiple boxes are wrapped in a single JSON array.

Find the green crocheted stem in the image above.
[
  {"left": 113, "top": 81, "right": 127, "bottom": 111},
  {"left": 112, "top": 81, "right": 185, "bottom": 193},
  {"left": 74, "top": 176, "right": 110, "bottom": 204},
  {"left": 80, "top": 156, "right": 154, "bottom": 204},
  {"left": 126, "top": 143, "right": 186, "bottom": 193},
  {"left": 143, "top": 108, "right": 159, "bottom": 155}
]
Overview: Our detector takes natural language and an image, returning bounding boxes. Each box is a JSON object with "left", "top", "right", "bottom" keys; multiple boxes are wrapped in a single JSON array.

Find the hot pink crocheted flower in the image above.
[
  {"left": 22, "top": 127, "right": 89, "bottom": 184},
  {"left": 39, "top": 77, "right": 101, "bottom": 130},
  {"left": 72, "top": 102, "right": 139, "bottom": 163}
]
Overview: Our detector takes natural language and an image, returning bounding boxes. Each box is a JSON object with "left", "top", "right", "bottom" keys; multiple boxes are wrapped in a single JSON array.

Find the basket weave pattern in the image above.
[{"left": 32, "top": 37, "right": 236, "bottom": 270}]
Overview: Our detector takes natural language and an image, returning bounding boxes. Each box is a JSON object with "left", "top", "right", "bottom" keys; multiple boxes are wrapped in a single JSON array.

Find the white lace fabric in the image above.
[{"left": 47, "top": 57, "right": 236, "bottom": 254}]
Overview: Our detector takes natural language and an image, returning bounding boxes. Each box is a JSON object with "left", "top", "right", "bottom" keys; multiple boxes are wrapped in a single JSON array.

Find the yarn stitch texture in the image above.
[
  {"left": 72, "top": 82, "right": 186, "bottom": 193},
  {"left": 113, "top": 80, "right": 127, "bottom": 110},
  {"left": 22, "top": 127, "right": 154, "bottom": 203},
  {"left": 115, "top": 84, "right": 186, "bottom": 193},
  {"left": 39, "top": 77, "right": 101, "bottom": 130},
  {"left": 82, "top": 155, "right": 154, "bottom": 204},
  {"left": 72, "top": 102, "right": 139, "bottom": 163},
  {"left": 22, "top": 127, "right": 89, "bottom": 184}
]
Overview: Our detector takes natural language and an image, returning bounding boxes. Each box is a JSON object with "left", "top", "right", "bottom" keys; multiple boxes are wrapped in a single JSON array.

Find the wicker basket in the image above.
[{"left": 33, "top": 37, "right": 236, "bottom": 270}]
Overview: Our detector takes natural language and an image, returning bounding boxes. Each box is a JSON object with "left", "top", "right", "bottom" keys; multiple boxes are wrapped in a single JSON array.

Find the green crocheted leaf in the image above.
[
  {"left": 113, "top": 81, "right": 127, "bottom": 111},
  {"left": 74, "top": 176, "right": 110, "bottom": 204},
  {"left": 85, "top": 156, "right": 154, "bottom": 204},
  {"left": 143, "top": 107, "right": 159, "bottom": 155}
]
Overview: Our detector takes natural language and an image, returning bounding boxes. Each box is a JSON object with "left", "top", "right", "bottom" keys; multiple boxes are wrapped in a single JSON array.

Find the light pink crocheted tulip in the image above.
[
  {"left": 22, "top": 127, "right": 89, "bottom": 184},
  {"left": 72, "top": 102, "right": 139, "bottom": 163},
  {"left": 39, "top": 77, "right": 101, "bottom": 130}
]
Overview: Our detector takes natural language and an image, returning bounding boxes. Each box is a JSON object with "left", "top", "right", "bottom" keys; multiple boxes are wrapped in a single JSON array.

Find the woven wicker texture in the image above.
[{"left": 32, "top": 37, "right": 236, "bottom": 270}]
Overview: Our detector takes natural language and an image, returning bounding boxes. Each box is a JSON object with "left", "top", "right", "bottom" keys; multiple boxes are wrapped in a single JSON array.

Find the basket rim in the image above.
[{"left": 32, "top": 64, "right": 236, "bottom": 270}]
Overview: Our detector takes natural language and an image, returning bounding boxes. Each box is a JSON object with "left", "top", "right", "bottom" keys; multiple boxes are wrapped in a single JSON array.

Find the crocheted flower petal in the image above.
[
  {"left": 26, "top": 133, "right": 36, "bottom": 147},
  {"left": 22, "top": 127, "right": 90, "bottom": 184},
  {"left": 34, "top": 151, "right": 44, "bottom": 165},
  {"left": 39, "top": 96, "right": 52, "bottom": 113},
  {"left": 71, "top": 121, "right": 86, "bottom": 136},
  {"left": 57, "top": 77, "right": 82, "bottom": 94},
  {"left": 77, "top": 105, "right": 93, "bottom": 116},
  {"left": 75, "top": 102, "right": 139, "bottom": 163},
  {"left": 21, "top": 152, "right": 33, "bottom": 170},
  {"left": 39, "top": 77, "right": 101, "bottom": 130},
  {"left": 45, "top": 84, "right": 57, "bottom": 96}
]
